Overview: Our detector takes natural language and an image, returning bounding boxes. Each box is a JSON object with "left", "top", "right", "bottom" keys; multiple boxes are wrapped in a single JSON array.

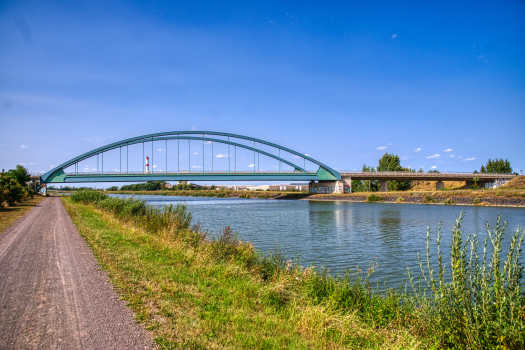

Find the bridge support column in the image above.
[
  {"left": 342, "top": 176, "right": 352, "bottom": 193},
  {"left": 380, "top": 180, "right": 388, "bottom": 192},
  {"left": 309, "top": 180, "right": 344, "bottom": 194},
  {"left": 436, "top": 181, "right": 444, "bottom": 190}
]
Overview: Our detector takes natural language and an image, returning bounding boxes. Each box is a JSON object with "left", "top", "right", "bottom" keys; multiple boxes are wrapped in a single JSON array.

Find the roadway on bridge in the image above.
[{"left": 0, "top": 197, "right": 153, "bottom": 349}]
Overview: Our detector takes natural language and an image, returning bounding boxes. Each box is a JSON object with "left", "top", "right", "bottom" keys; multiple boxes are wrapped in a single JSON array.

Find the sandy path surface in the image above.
[{"left": 0, "top": 197, "right": 154, "bottom": 349}]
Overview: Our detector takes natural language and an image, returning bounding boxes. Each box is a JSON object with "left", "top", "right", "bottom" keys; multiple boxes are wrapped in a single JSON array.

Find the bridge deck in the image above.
[{"left": 341, "top": 172, "right": 516, "bottom": 182}]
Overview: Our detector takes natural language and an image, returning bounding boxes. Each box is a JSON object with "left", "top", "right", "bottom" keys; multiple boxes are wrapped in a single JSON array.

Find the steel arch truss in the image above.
[{"left": 40, "top": 131, "right": 341, "bottom": 183}]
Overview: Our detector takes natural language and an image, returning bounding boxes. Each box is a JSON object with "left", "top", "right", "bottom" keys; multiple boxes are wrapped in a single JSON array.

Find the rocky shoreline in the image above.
[{"left": 302, "top": 194, "right": 525, "bottom": 207}]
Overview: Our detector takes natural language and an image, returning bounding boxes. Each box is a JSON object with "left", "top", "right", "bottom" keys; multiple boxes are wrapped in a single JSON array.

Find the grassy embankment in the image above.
[
  {"left": 107, "top": 189, "right": 304, "bottom": 199},
  {"left": 0, "top": 195, "right": 45, "bottom": 234},
  {"left": 63, "top": 190, "right": 524, "bottom": 349}
]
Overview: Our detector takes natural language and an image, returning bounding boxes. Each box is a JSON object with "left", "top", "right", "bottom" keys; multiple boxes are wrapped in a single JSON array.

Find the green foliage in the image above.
[
  {"left": 481, "top": 158, "right": 513, "bottom": 174},
  {"left": 70, "top": 189, "right": 109, "bottom": 204},
  {"left": 0, "top": 173, "right": 28, "bottom": 204},
  {"left": 120, "top": 181, "right": 166, "bottom": 191},
  {"left": 6, "top": 165, "right": 30, "bottom": 187},
  {"left": 377, "top": 153, "right": 411, "bottom": 191},
  {"left": 422, "top": 195, "right": 435, "bottom": 203},
  {"left": 106, "top": 186, "right": 119, "bottom": 191},
  {"left": 366, "top": 194, "right": 383, "bottom": 202},
  {"left": 408, "top": 215, "right": 525, "bottom": 349},
  {"left": 351, "top": 164, "right": 379, "bottom": 192}
]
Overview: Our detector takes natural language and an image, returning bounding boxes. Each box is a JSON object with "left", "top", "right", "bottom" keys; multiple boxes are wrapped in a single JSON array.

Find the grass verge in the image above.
[
  {"left": 0, "top": 195, "right": 45, "bottom": 234},
  {"left": 63, "top": 190, "right": 525, "bottom": 349}
]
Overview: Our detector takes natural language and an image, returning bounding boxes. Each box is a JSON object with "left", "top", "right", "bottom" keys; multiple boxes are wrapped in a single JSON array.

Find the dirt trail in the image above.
[{"left": 0, "top": 197, "right": 153, "bottom": 349}]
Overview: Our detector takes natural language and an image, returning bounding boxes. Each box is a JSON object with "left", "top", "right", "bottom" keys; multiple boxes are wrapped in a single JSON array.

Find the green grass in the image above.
[{"left": 63, "top": 189, "right": 525, "bottom": 349}]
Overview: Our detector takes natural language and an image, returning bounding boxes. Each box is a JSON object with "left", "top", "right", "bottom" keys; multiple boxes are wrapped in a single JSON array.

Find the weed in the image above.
[
  {"left": 408, "top": 214, "right": 525, "bottom": 349},
  {"left": 422, "top": 195, "right": 435, "bottom": 203},
  {"left": 396, "top": 197, "right": 404, "bottom": 203}
]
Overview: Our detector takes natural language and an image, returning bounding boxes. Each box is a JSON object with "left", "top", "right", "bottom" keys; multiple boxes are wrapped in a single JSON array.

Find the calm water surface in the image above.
[{"left": 113, "top": 195, "right": 525, "bottom": 288}]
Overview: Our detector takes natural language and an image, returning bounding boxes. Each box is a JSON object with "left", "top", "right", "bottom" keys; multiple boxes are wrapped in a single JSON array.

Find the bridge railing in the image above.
[
  {"left": 62, "top": 170, "right": 318, "bottom": 176},
  {"left": 338, "top": 171, "right": 516, "bottom": 177}
]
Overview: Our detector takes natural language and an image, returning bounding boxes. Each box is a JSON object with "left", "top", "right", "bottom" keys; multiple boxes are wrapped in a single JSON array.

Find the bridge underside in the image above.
[{"left": 47, "top": 173, "right": 321, "bottom": 183}]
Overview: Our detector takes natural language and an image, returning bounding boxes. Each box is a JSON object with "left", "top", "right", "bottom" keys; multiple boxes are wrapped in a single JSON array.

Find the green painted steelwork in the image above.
[{"left": 41, "top": 131, "right": 341, "bottom": 183}]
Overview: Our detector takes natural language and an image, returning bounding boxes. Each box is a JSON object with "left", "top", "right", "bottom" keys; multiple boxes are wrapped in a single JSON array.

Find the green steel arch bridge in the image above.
[{"left": 40, "top": 131, "right": 341, "bottom": 184}]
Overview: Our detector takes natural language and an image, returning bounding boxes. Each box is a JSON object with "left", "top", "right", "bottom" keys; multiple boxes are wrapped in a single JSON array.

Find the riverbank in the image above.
[
  {"left": 306, "top": 190, "right": 525, "bottom": 207},
  {"left": 104, "top": 189, "right": 525, "bottom": 207},
  {"left": 62, "top": 190, "right": 524, "bottom": 349}
]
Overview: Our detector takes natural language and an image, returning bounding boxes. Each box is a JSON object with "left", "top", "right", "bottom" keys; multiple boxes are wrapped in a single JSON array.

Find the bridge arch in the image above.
[{"left": 41, "top": 131, "right": 340, "bottom": 183}]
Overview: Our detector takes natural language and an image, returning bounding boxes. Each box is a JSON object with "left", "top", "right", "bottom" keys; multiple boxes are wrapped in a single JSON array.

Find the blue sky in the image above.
[{"left": 1, "top": 0, "right": 524, "bottom": 183}]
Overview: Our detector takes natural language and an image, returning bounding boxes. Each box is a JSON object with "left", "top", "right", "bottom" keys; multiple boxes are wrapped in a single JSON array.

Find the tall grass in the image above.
[
  {"left": 70, "top": 189, "right": 524, "bottom": 348},
  {"left": 408, "top": 213, "right": 525, "bottom": 348}
]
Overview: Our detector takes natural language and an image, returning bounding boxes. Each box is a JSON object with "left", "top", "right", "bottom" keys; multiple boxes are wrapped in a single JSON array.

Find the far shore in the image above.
[{"left": 48, "top": 188, "right": 525, "bottom": 208}]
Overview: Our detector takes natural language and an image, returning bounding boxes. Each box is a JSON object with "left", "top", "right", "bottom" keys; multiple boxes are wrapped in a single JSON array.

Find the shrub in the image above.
[
  {"left": 396, "top": 197, "right": 404, "bottom": 203},
  {"left": 0, "top": 174, "right": 27, "bottom": 205},
  {"left": 366, "top": 194, "right": 383, "bottom": 202},
  {"left": 422, "top": 195, "right": 435, "bottom": 203},
  {"left": 473, "top": 198, "right": 483, "bottom": 205}
]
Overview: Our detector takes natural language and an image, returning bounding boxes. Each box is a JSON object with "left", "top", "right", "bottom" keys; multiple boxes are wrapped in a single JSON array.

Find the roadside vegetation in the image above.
[
  {"left": 65, "top": 189, "right": 524, "bottom": 349},
  {"left": 0, "top": 165, "right": 36, "bottom": 208}
]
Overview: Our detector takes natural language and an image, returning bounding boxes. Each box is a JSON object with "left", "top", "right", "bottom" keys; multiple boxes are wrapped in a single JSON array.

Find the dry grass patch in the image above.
[
  {"left": 0, "top": 195, "right": 45, "bottom": 234},
  {"left": 501, "top": 175, "right": 525, "bottom": 189}
]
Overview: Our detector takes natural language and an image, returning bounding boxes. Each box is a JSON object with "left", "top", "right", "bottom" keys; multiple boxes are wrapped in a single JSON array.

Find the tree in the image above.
[
  {"left": 376, "top": 153, "right": 411, "bottom": 191},
  {"left": 480, "top": 159, "right": 512, "bottom": 174},
  {"left": 352, "top": 164, "right": 379, "bottom": 192},
  {"left": 7, "top": 165, "right": 30, "bottom": 187}
]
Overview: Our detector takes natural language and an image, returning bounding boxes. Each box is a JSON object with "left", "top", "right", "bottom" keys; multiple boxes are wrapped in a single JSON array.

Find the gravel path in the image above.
[{"left": 0, "top": 197, "right": 154, "bottom": 349}]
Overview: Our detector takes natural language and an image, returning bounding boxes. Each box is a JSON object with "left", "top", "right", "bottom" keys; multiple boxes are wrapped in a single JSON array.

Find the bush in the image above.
[
  {"left": 366, "top": 194, "right": 383, "bottom": 202},
  {"left": 396, "top": 197, "right": 404, "bottom": 203},
  {"left": 0, "top": 174, "right": 27, "bottom": 205}
]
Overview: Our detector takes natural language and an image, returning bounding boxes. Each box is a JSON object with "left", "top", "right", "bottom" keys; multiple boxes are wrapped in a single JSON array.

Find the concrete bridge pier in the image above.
[
  {"left": 436, "top": 181, "right": 444, "bottom": 190},
  {"left": 380, "top": 180, "right": 388, "bottom": 192}
]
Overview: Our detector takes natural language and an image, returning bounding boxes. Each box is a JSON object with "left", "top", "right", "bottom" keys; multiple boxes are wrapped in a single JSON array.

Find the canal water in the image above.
[{"left": 113, "top": 195, "right": 525, "bottom": 288}]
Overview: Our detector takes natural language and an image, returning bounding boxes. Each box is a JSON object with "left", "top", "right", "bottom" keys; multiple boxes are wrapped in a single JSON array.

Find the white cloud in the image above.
[
  {"left": 443, "top": 149, "right": 453, "bottom": 152},
  {"left": 153, "top": 165, "right": 157, "bottom": 168},
  {"left": 248, "top": 164, "right": 255, "bottom": 168},
  {"left": 449, "top": 154, "right": 455, "bottom": 158},
  {"left": 426, "top": 154, "right": 440, "bottom": 159},
  {"left": 462, "top": 158, "right": 475, "bottom": 161},
  {"left": 192, "top": 165, "right": 201, "bottom": 168},
  {"left": 400, "top": 156, "right": 410, "bottom": 161},
  {"left": 193, "top": 152, "right": 198, "bottom": 155},
  {"left": 216, "top": 153, "right": 232, "bottom": 158},
  {"left": 413, "top": 148, "right": 421, "bottom": 152},
  {"left": 377, "top": 146, "right": 387, "bottom": 150},
  {"left": 392, "top": 34, "right": 397, "bottom": 39},
  {"left": 430, "top": 166, "right": 437, "bottom": 169},
  {"left": 204, "top": 141, "right": 212, "bottom": 144},
  {"left": 21, "top": 145, "right": 29, "bottom": 149},
  {"left": 387, "top": 143, "right": 393, "bottom": 146},
  {"left": 157, "top": 148, "right": 165, "bottom": 152},
  {"left": 191, "top": 126, "right": 197, "bottom": 131},
  {"left": 457, "top": 156, "right": 463, "bottom": 159},
  {"left": 82, "top": 138, "right": 90, "bottom": 141}
]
